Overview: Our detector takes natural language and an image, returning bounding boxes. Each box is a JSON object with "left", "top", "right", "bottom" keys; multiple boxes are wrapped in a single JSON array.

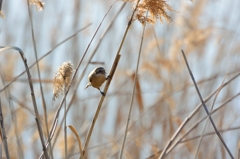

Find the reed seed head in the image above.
[
  {"left": 52, "top": 61, "right": 74, "bottom": 101},
  {"left": 131, "top": 0, "right": 173, "bottom": 25}
]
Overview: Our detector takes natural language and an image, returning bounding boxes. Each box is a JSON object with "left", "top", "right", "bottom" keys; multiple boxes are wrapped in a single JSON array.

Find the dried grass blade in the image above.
[{"left": 68, "top": 125, "right": 84, "bottom": 159}]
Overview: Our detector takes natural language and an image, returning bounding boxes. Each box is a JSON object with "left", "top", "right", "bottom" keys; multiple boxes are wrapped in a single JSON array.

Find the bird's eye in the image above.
[{"left": 96, "top": 68, "right": 105, "bottom": 74}]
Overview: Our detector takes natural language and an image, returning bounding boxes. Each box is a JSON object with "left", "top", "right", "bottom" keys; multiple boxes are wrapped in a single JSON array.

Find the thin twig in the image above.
[
  {"left": 178, "top": 50, "right": 233, "bottom": 159},
  {"left": 0, "top": 98, "right": 10, "bottom": 159},
  {"left": 119, "top": 9, "right": 147, "bottom": 159},
  {"left": 0, "top": 46, "right": 48, "bottom": 159},
  {"left": 26, "top": 1, "right": 51, "bottom": 158},
  {"left": 181, "top": 126, "right": 240, "bottom": 143}
]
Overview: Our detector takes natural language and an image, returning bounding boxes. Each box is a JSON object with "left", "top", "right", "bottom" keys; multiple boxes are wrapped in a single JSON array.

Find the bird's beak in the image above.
[{"left": 84, "top": 83, "right": 91, "bottom": 90}]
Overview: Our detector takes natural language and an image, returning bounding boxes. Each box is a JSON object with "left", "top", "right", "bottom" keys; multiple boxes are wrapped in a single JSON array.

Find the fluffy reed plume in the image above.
[
  {"left": 129, "top": 0, "right": 173, "bottom": 25},
  {"left": 52, "top": 61, "right": 74, "bottom": 101},
  {"left": 29, "top": 0, "right": 45, "bottom": 11}
]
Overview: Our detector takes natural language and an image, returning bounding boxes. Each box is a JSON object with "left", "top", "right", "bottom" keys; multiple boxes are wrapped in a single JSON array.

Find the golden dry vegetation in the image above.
[{"left": 0, "top": 0, "right": 240, "bottom": 158}]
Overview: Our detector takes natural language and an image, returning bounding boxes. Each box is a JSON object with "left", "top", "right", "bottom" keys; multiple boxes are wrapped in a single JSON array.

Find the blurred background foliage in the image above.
[{"left": 0, "top": 0, "right": 240, "bottom": 158}]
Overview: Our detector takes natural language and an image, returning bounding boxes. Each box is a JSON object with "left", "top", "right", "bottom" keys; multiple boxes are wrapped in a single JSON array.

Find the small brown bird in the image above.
[{"left": 84, "top": 67, "right": 109, "bottom": 96}]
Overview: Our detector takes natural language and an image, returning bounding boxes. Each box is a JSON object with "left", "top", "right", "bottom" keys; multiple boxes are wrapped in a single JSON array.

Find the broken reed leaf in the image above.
[
  {"left": 52, "top": 61, "right": 74, "bottom": 101},
  {"left": 29, "top": 0, "right": 45, "bottom": 11},
  {"left": 128, "top": 0, "right": 174, "bottom": 25}
]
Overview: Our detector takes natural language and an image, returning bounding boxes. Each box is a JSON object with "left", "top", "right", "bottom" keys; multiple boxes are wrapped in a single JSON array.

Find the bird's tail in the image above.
[{"left": 84, "top": 83, "right": 91, "bottom": 90}]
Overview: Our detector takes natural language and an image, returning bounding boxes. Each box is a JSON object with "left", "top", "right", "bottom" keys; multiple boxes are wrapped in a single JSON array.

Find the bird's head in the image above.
[{"left": 94, "top": 67, "right": 106, "bottom": 75}]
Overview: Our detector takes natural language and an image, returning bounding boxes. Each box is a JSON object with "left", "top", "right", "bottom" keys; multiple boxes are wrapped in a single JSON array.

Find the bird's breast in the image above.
[{"left": 91, "top": 74, "right": 106, "bottom": 88}]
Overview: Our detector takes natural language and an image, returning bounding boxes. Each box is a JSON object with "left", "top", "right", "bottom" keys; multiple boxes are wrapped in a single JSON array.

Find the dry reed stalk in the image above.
[
  {"left": 194, "top": 78, "right": 226, "bottom": 159},
  {"left": 178, "top": 50, "right": 234, "bottom": 159},
  {"left": 146, "top": 71, "right": 240, "bottom": 158},
  {"left": 64, "top": 83, "right": 67, "bottom": 159},
  {"left": 0, "top": 24, "right": 91, "bottom": 93},
  {"left": 79, "top": 0, "right": 142, "bottom": 157},
  {"left": 238, "top": 140, "right": 240, "bottom": 159},
  {"left": 26, "top": 1, "right": 52, "bottom": 158},
  {"left": 51, "top": 2, "right": 126, "bottom": 150},
  {"left": 39, "top": 2, "right": 115, "bottom": 157},
  {"left": 0, "top": 46, "right": 48, "bottom": 158},
  {"left": 181, "top": 126, "right": 240, "bottom": 144},
  {"left": 0, "top": 71, "right": 24, "bottom": 158},
  {"left": 0, "top": 99, "right": 10, "bottom": 159},
  {"left": 166, "top": 91, "right": 240, "bottom": 155},
  {"left": 0, "top": 0, "right": 3, "bottom": 18},
  {"left": 81, "top": 54, "right": 121, "bottom": 158},
  {"left": 118, "top": 9, "right": 147, "bottom": 159},
  {"left": 130, "top": 73, "right": 144, "bottom": 112}
]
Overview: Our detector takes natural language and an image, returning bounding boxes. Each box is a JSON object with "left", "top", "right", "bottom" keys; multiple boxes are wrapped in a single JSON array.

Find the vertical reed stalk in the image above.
[
  {"left": 64, "top": 82, "right": 67, "bottom": 159},
  {"left": 26, "top": 1, "right": 52, "bottom": 158},
  {"left": 118, "top": 10, "right": 147, "bottom": 159},
  {"left": 0, "top": 99, "right": 10, "bottom": 159}
]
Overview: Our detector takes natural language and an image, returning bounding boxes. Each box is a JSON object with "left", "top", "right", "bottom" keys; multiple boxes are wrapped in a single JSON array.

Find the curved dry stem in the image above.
[
  {"left": 68, "top": 125, "right": 84, "bottom": 159},
  {"left": 0, "top": 46, "right": 48, "bottom": 158}
]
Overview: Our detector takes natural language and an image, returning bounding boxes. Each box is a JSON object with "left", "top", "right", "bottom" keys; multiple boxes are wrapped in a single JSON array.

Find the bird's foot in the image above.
[
  {"left": 100, "top": 91, "right": 105, "bottom": 96},
  {"left": 106, "top": 75, "right": 111, "bottom": 80}
]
